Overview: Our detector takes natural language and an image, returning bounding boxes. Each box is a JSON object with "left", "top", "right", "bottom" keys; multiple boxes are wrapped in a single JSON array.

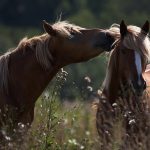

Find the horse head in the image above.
[
  {"left": 43, "top": 20, "right": 114, "bottom": 66},
  {"left": 103, "top": 20, "right": 150, "bottom": 102}
]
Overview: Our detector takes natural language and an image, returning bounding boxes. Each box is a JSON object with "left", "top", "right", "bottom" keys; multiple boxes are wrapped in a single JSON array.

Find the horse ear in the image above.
[
  {"left": 120, "top": 20, "right": 128, "bottom": 37},
  {"left": 141, "top": 20, "right": 149, "bottom": 34},
  {"left": 43, "top": 20, "right": 57, "bottom": 36}
]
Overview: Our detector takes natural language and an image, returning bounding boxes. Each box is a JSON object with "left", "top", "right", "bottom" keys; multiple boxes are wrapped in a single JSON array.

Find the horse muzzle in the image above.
[{"left": 132, "top": 80, "right": 146, "bottom": 96}]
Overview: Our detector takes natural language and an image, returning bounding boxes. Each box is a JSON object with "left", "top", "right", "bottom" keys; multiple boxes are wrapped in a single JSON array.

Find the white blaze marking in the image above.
[{"left": 134, "top": 51, "right": 142, "bottom": 85}]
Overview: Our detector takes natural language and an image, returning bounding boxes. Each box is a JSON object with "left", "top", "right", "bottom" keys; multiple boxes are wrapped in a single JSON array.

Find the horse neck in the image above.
[
  {"left": 102, "top": 53, "right": 120, "bottom": 104},
  {"left": 8, "top": 40, "right": 61, "bottom": 108}
]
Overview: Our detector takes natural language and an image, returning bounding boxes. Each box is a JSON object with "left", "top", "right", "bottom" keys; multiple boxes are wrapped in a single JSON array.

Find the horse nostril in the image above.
[{"left": 132, "top": 80, "right": 146, "bottom": 92}]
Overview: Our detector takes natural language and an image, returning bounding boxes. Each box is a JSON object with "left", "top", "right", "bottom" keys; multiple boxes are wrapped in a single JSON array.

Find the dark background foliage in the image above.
[{"left": 0, "top": 0, "right": 149, "bottom": 100}]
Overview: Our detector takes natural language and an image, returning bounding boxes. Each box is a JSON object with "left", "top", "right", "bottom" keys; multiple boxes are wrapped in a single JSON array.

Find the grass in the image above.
[
  {"left": 25, "top": 99, "right": 100, "bottom": 150},
  {"left": 96, "top": 94, "right": 150, "bottom": 150},
  {"left": 24, "top": 70, "right": 101, "bottom": 150},
  {"left": 1, "top": 70, "right": 150, "bottom": 150}
]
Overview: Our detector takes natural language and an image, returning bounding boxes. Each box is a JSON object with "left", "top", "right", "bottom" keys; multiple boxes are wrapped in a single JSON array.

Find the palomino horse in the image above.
[
  {"left": 0, "top": 20, "right": 114, "bottom": 137},
  {"left": 96, "top": 21, "right": 150, "bottom": 149}
]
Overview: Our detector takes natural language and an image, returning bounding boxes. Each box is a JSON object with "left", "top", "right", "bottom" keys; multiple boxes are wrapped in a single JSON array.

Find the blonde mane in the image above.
[
  {"left": 0, "top": 52, "right": 11, "bottom": 93},
  {"left": 108, "top": 24, "right": 150, "bottom": 61},
  {"left": 0, "top": 21, "right": 84, "bottom": 93},
  {"left": 52, "top": 21, "right": 85, "bottom": 37}
]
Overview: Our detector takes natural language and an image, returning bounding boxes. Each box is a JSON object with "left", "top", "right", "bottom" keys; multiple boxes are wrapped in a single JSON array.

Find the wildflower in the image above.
[
  {"left": 44, "top": 92, "right": 49, "bottom": 99},
  {"left": 18, "top": 123, "right": 25, "bottom": 128},
  {"left": 80, "top": 145, "right": 85, "bottom": 149},
  {"left": 64, "top": 118, "right": 68, "bottom": 125},
  {"left": 68, "top": 138, "right": 78, "bottom": 145},
  {"left": 85, "top": 131, "right": 90, "bottom": 136},
  {"left": 105, "top": 130, "right": 111, "bottom": 136},
  {"left": 97, "top": 89, "right": 102, "bottom": 96},
  {"left": 5, "top": 136, "right": 11, "bottom": 141},
  {"left": 129, "top": 119, "right": 136, "bottom": 125},
  {"left": 61, "top": 68, "right": 68, "bottom": 75},
  {"left": 87, "top": 86, "right": 93, "bottom": 92},
  {"left": 43, "top": 132, "right": 46, "bottom": 136},
  {"left": 57, "top": 121, "right": 61, "bottom": 125},
  {"left": 124, "top": 111, "right": 132, "bottom": 117},
  {"left": 112, "top": 103, "right": 117, "bottom": 107},
  {"left": 84, "top": 76, "right": 91, "bottom": 83}
]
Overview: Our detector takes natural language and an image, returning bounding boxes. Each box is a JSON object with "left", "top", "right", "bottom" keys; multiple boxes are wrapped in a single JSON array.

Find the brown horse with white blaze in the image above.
[
  {"left": 102, "top": 21, "right": 149, "bottom": 104},
  {"left": 96, "top": 20, "right": 150, "bottom": 148},
  {"left": 0, "top": 21, "right": 114, "bottom": 133}
]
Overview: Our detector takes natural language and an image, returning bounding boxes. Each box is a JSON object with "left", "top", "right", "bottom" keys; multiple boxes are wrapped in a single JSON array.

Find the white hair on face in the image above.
[{"left": 134, "top": 51, "right": 142, "bottom": 85}]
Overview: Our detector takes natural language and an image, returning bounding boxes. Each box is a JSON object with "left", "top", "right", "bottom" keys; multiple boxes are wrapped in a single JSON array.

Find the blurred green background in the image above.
[{"left": 0, "top": 0, "right": 149, "bottom": 100}]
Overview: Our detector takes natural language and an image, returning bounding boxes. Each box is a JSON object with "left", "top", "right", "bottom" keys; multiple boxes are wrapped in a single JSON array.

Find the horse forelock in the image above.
[
  {"left": 123, "top": 26, "right": 150, "bottom": 65},
  {"left": 108, "top": 24, "right": 150, "bottom": 68},
  {"left": 52, "top": 21, "right": 85, "bottom": 38}
]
